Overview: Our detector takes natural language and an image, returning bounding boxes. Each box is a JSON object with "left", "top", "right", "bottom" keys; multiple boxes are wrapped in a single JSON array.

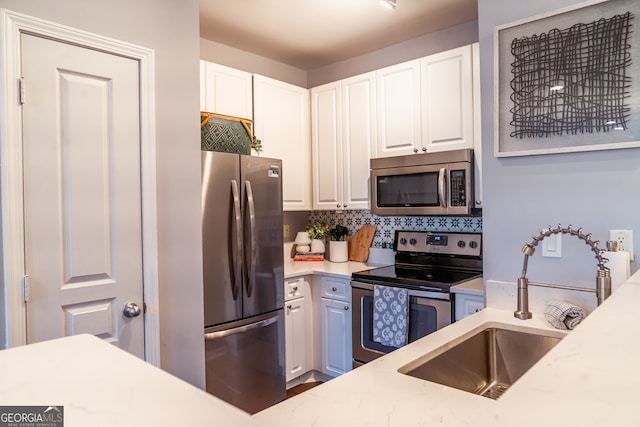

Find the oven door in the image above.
[{"left": 351, "top": 281, "right": 452, "bottom": 366}]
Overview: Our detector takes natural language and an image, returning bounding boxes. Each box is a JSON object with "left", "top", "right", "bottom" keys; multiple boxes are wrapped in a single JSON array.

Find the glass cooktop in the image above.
[{"left": 351, "top": 264, "right": 482, "bottom": 292}]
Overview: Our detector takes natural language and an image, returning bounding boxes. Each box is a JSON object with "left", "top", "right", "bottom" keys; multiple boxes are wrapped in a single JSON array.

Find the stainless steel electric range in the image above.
[{"left": 351, "top": 230, "right": 483, "bottom": 367}]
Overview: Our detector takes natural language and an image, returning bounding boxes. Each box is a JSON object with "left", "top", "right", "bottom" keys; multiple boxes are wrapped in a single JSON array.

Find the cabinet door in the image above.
[
  {"left": 253, "top": 75, "right": 311, "bottom": 210},
  {"left": 200, "top": 61, "right": 252, "bottom": 119},
  {"left": 454, "top": 293, "right": 484, "bottom": 321},
  {"left": 375, "top": 60, "right": 421, "bottom": 158},
  {"left": 320, "top": 298, "right": 352, "bottom": 377},
  {"left": 311, "top": 81, "right": 342, "bottom": 210},
  {"left": 285, "top": 297, "right": 308, "bottom": 382},
  {"left": 420, "top": 45, "right": 474, "bottom": 153},
  {"left": 471, "top": 43, "right": 483, "bottom": 209},
  {"left": 342, "top": 73, "right": 375, "bottom": 210}
]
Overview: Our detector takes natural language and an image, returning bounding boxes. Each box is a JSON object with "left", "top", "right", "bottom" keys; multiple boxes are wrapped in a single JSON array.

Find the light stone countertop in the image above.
[
  {"left": 5, "top": 249, "right": 637, "bottom": 426},
  {"left": 255, "top": 270, "right": 640, "bottom": 426},
  {"left": 283, "top": 243, "right": 394, "bottom": 279},
  {"left": 0, "top": 334, "right": 260, "bottom": 427}
]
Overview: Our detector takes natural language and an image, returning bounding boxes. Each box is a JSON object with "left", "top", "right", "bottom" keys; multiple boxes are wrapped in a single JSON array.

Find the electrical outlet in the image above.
[
  {"left": 283, "top": 224, "right": 290, "bottom": 238},
  {"left": 610, "top": 229, "right": 634, "bottom": 261}
]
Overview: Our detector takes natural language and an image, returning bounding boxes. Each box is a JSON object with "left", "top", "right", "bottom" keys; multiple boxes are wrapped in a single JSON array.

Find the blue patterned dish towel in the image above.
[{"left": 373, "top": 285, "right": 409, "bottom": 348}]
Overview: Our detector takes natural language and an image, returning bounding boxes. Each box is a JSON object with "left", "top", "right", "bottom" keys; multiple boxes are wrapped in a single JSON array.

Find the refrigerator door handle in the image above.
[
  {"left": 231, "top": 179, "right": 242, "bottom": 300},
  {"left": 244, "top": 180, "right": 257, "bottom": 298},
  {"left": 204, "top": 313, "right": 278, "bottom": 340}
]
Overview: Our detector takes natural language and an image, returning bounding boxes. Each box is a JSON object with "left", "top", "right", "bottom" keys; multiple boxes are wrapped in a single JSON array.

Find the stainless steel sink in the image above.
[{"left": 398, "top": 325, "right": 565, "bottom": 399}]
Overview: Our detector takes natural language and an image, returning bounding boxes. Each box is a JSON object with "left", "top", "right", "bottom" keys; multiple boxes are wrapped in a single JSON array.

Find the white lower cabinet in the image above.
[
  {"left": 285, "top": 297, "right": 307, "bottom": 382},
  {"left": 284, "top": 277, "right": 312, "bottom": 383},
  {"left": 454, "top": 293, "right": 484, "bottom": 321},
  {"left": 318, "top": 276, "right": 352, "bottom": 377},
  {"left": 284, "top": 274, "right": 353, "bottom": 382},
  {"left": 319, "top": 298, "right": 352, "bottom": 377}
]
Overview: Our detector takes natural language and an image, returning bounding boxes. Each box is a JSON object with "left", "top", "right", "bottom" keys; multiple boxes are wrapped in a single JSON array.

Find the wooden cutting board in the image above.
[{"left": 348, "top": 224, "right": 377, "bottom": 262}]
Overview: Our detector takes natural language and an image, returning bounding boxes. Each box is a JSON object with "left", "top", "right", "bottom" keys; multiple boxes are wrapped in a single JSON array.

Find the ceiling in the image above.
[{"left": 199, "top": 0, "right": 478, "bottom": 71}]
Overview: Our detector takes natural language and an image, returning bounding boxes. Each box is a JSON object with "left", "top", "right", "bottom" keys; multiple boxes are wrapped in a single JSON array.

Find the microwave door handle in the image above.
[{"left": 438, "top": 168, "right": 447, "bottom": 208}]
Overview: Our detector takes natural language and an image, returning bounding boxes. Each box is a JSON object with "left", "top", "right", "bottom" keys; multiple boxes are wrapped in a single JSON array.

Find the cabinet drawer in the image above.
[
  {"left": 320, "top": 277, "right": 351, "bottom": 302},
  {"left": 285, "top": 277, "right": 307, "bottom": 301}
]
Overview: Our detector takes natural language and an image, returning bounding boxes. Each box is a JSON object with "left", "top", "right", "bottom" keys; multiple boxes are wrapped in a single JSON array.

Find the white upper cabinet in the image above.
[
  {"left": 374, "top": 60, "right": 422, "bottom": 157},
  {"left": 342, "top": 73, "right": 375, "bottom": 210},
  {"left": 199, "top": 61, "right": 252, "bottom": 119},
  {"left": 372, "top": 45, "right": 478, "bottom": 158},
  {"left": 311, "top": 72, "right": 374, "bottom": 210},
  {"left": 420, "top": 45, "right": 474, "bottom": 153},
  {"left": 253, "top": 75, "right": 311, "bottom": 211},
  {"left": 471, "top": 43, "right": 483, "bottom": 209},
  {"left": 311, "top": 81, "right": 342, "bottom": 210}
]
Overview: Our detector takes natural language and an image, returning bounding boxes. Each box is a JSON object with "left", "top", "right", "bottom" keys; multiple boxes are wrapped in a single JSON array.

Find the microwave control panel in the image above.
[{"left": 449, "top": 170, "right": 467, "bottom": 207}]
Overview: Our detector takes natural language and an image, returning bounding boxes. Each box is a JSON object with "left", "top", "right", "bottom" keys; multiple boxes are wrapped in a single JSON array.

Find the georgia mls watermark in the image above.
[{"left": 0, "top": 406, "right": 63, "bottom": 427}]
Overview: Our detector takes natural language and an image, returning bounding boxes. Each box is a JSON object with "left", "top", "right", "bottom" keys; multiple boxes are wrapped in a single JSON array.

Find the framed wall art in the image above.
[{"left": 494, "top": 0, "right": 640, "bottom": 157}]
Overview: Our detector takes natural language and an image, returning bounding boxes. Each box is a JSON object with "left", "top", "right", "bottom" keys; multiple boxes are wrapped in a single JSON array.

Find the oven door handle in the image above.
[
  {"left": 438, "top": 167, "right": 447, "bottom": 208},
  {"left": 350, "top": 280, "right": 451, "bottom": 301}
]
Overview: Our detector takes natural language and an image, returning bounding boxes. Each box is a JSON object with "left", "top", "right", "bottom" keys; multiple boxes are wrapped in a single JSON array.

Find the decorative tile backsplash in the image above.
[{"left": 308, "top": 210, "right": 482, "bottom": 248}]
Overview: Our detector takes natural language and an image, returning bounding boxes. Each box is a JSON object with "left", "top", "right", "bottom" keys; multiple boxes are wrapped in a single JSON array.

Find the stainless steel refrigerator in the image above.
[{"left": 201, "top": 150, "right": 285, "bottom": 414}]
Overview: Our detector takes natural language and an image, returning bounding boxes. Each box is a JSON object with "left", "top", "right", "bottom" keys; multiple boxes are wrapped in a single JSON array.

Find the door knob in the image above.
[{"left": 123, "top": 302, "right": 141, "bottom": 318}]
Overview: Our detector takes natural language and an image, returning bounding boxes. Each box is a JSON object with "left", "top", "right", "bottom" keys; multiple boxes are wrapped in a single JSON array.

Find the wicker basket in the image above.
[{"left": 200, "top": 112, "right": 252, "bottom": 155}]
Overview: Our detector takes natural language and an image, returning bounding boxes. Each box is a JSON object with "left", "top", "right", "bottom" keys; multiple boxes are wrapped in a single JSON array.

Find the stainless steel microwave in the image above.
[{"left": 370, "top": 149, "right": 474, "bottom": 216}]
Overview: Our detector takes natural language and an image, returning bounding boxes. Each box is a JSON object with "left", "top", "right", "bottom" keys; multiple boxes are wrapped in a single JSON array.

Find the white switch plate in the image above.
[
  {"left": 542, "top": 233, "right": 562, "bottom": 258},
  {"left": 610, "top": 229, "right": 634, "bottom": 261}
]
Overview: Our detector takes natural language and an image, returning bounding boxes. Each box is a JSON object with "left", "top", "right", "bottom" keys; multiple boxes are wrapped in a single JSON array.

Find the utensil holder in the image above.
[{"left": 329, "top": 241, "right": 348, "bottom": 263}]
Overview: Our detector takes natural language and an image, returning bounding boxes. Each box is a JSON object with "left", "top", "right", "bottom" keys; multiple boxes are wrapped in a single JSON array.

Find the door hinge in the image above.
[
  {"left": 22, "top": 275, "right": 29, "bottom": 302},
  {"left": 18, "top": 77, "right": 25, "bottom": 104}
]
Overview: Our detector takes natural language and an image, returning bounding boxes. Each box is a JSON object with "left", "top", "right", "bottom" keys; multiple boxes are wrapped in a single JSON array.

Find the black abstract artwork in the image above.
[{"left": 509, "top": 12, "right": 634, "bottom": 139}]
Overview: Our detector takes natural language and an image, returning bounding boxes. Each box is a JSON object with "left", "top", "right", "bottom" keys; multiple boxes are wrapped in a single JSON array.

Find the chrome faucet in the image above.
[{"left": 515, "top": 224, "right": 611, "bottom": 320}]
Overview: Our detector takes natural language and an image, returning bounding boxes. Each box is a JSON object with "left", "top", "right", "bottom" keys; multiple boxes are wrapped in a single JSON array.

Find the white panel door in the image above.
[
  {"left": 342, "top": 72, "right": 375, "bottom": 210},
  {"left": 284, "top": 297, "right": 307, "bottom": 382},
  {"left": 320, "top": 298, "right": 352, "bottom": 377},
  {"left": 375, "top": 60, "right": 421, "bottom": 158},
  {"left": 201, "top": 61, "right": 253, "bottom": 119},
  {"left": 420, "top": 45, "right": 474, "bottom": 153},
  {"left": 21, "top": 34, "right": 145, "bottom": 357},
  {"left": 311, "top": 81, "right": 342, "bottom": 210},
  {"left": 253, "top": 75, "right": 311, "bottom": 210}
]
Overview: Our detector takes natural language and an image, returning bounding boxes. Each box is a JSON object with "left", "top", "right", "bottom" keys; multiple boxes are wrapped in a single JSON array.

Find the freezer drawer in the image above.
[{"left": 204, "top": 310, "right": 285, "bottom": 414}]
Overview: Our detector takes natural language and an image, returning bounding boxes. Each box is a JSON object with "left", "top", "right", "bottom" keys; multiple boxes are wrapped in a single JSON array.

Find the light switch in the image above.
[{"left": 542, "top": 233, "right": 562, "bottom": 258}]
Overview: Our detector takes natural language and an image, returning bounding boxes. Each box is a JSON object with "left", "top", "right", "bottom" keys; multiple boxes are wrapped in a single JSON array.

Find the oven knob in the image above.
[
  {"left": 457, "top": 240, "right": 466, "bottom": 248},
  {"left": 409, "top": 238, "right": 417, "bottom": 245},
  {"left": 399, "top": 238, "right": 407, "bottom": 245},
  {"left": 469, "top": 241, "right": 478, "bottom": 249}
]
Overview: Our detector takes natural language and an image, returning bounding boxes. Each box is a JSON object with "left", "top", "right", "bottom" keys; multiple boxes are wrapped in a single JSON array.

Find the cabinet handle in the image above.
[
  {"left": 292, "top": 286, "right": 298, "bottom": 291},
  {"left": 332, "top": 287, "right": 337, "bottom": 292},
  {"left": 413, "top": 147, "right": 418, "bottom": 153},
  {"left": 344, "top": 306, "right": 349, "bottom": 311},
  {"left": 336, "top": 204, "right": 341, "bottom": 208},
  {"left": 343, "top": 204, "right": 347, "bottom": 208},
  {"left": 422, "top": 147, "right": 427, "bottom": 152},
  {"left": 286, "top": 305, "right": 292, "bottom": 310}
]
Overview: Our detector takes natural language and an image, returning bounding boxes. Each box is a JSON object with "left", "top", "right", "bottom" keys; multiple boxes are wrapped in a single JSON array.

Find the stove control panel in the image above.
[{"left": 395, "top": 231, "right": 482, "bottom": 257}]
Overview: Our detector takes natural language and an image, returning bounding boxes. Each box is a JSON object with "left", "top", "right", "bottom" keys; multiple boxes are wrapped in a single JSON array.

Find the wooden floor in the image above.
[{"left": 286, "top": 381, "right": 323, "bottom": 399}]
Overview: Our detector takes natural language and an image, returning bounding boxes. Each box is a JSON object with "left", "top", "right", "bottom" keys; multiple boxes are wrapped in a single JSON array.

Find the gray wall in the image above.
[
  {"left": 478, "top": 0, "right": 640, "bottom": 288},
  {"left": 200, "top": 38, "right": 308, "bottom": 88},
  {"left": 201, "top": 20, "right": 478, "bottom": 89},
  {"left": 0, "top": 0, "right": 205, "bottom": 387},
  {"left": 307, "top": 20, "right": 478, "bottom": 87}
]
